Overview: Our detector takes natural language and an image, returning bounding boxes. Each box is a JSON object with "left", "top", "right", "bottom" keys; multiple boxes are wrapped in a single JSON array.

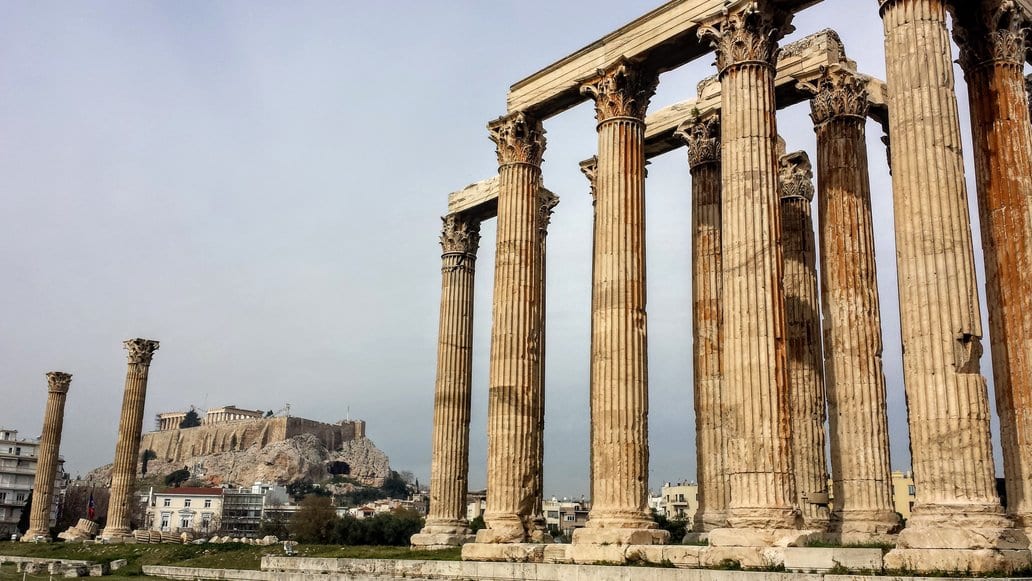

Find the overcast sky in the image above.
[{"left": 0, "top": 1, "right": 1020, "bottom": 499}]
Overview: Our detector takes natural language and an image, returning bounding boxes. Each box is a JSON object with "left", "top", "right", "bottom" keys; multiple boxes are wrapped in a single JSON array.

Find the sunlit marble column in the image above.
[
  {"left": 808, "top": 66, "right": 901, "bottom": 541},
  {"left": 778, "top": 151, "right": 830, "bottom": 532},
  {"left": 477, "top": 111, "right": 549, "bottom": 544},
  {"left": 573, "top": 58, "right": 667, "bottom": 546},
  {"left": 699, "top": 2, "right": 801, "bottom": 541},
  {"left": 411, "top": 214, "right": 481, "bottom": 549},
  {"left": 952, "top": 0, "right": 1032, "bottom": 533},
  {"left": 675, "top": 114, "right": 728, "bottom": 533},
  {"left": 879, "top": 0, "right": 1026, "bottom": 571},
  {"left": 21, "top": 372, "right": 72, "bottom": 542},
  {"left": 101, "top": 338, "right": 159, "bottom": 541}
]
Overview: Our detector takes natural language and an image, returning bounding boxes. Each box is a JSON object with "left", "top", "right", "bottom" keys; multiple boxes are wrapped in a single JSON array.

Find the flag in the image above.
[{"left": 87, "top": 490, "right": 96, "bottom": 521}]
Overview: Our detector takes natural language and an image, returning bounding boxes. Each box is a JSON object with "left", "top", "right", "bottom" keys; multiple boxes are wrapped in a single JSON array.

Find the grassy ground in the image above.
[{"left": 0, "top": 541, "right": 461, "bottom": 577}]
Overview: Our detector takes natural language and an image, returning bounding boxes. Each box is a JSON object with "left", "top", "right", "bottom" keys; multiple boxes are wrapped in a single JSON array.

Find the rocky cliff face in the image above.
[{"left": 85, "top": 434, "right": 391, "bottom": 488}]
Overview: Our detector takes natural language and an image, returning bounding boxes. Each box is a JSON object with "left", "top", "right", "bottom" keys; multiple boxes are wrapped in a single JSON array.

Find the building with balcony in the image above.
[{"left": 0, "top": 428, "right": 67, "bottom": 536}]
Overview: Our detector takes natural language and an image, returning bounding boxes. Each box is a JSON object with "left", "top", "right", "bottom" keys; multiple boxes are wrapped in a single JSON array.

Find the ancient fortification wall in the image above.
[{"left": 140, "top": 417, "right": 365, "bottom": 463}]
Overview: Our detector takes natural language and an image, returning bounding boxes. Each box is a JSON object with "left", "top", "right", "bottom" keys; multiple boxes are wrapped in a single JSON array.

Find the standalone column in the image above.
[
  {"left": 953, "top": 1, "right": 1032, "bottom": 532},
  {"left": 411, "top": 214, "right": 481, "bottom": 549},
  {"left": 101, "top": 338, "right": 159, "bottom": 541},
  {"left": 809, "top": 67, "right": 901, "bottom": 541},
  {"left": 700, "top": 2, "right": 801, "bottom": 541},
  {"left": 533, "top": 188, "right": 559, "bottom": 538},
  {"left": 476, "top": 112, "right": 548, "bottom": 544},
  {"left": 580, "top": 157, "right": 598, "bottom": 507},
  {"left": 878, "top": 0, "right": 1025, "bottom": 570},
  {"left": 675, "top": 114, "right": 728, "bottom": 533},
  {"left": 573, "top": 58, "right": 666, "bottom": 546},
  {"left": 21, "top": 372, "right": 72, "bottom": 542},
  {"left": 778, "top": 151, "right": 831, "bottom": 532}
]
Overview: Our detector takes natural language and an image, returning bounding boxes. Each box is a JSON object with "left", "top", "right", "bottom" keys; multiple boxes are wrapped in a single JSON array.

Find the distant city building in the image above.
[
  {"left": 542, "top": 497, "right": 589, "bottom": 538},
  {"left": 144, "top": 481, "right": 290, "bottom": 538},
  {"left": 890, "top": 470, "right": 917, "bottom": 519},
  {"left": 656, "top": 481, "right": 698, "bottom": 520},
  {"left": 202, "top": 406, "right": 266, "bottom": 426},
  {"left": 0, "top": 428, "right": 67, "bottom": 536}
]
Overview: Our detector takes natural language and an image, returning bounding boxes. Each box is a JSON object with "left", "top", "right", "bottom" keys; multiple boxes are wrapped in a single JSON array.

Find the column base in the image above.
[
  {"left": 884, "top": 548, "right": 1031, "bottom": 574},
  {"left": 411, "top": 521, "right": 475, "bottom": 549},
  {"left": 572, "top": 510, "right": 668, "bottom": 545},
  {"left": 474, "top": 515, "right": 551, "bottom": 544},
  {"left": 19, "top": 529, "right": 50, "bottom": 543},
  {"left": 98, "top": 527, "right": 133, "bottom": 543},
  {"left": 897, "top": 507, "right": 1027, "bottom": 550},
  {"left": 708, "top": 527, "right": 819, "bottom": 547},
  {"left": 461, "top": 542, "right": 546, "bottom": 562},
  {"left": 692, "top": 509, "right": 727, "bottom": 533}
]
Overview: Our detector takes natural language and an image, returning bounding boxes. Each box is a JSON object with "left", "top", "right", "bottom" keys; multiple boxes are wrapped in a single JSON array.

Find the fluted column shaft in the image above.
[
  {"left": 479, "top": 112, "right": 547, "bottom": 544},
  {"left": 102, "top": 338, "right": 159, "bottom": 539},
  {"left": 779, "top": 151, "right": 830, "bottom": 531},
  {"left": 701, "top": 3, "right": 797, "bottom": 530},
  {"left": 414, "top": 215, "right": 481, "bottom": 546},
  {"left": 953, "top": 1, "right": 1032, "bottom": 529},
  {"left": 676, "top": 115, "right": 727, "bottom": 532},
  {"left": 809, "top": 68, "right": 900, "bottom": 539},
  {"left": 23, "top": 372, "right": 71, "bottom": 541},
  {"left": 573, "top": 59, "right": 666, "bottom": 546},
  {"left": 879, "top": 0, "right": 1008, "bottom": 543},
  {"left": 581, "top": 157, "right": 598, "bottom": 507}
]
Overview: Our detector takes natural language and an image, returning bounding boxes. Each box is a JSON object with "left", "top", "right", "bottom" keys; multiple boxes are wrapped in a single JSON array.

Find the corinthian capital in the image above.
[
  {"left": 699, "top": 1, "right": 793, "bottom": 73},
  {"left": 805, "top": 66, "right": 870, "bottom": 126},
  {"left": 579, "top": 157, "right": 598, "bottom": 203},
  {"left": 779, "top": 151, "right": 814, "bottom": 202},
  {"left": 951, "top": 1, "right": 1029, "bottom": 70},
  {"left": 440, "top": 214, "right": 481, "bottom": 255},
  {"left": 488, "top": 111, "right": 545, "bottom": 167},
  {"left": 580, "top": 58, "right": 658, "bottom": 123},
  {"left": 674, "top": 113, "right": 721, "bottom": 169},
  {"left": 46, "top": 371, "right": 72, "bottom": 394},
  {"left": 124, "top": 338, "right": 160, "bottom": 366},
  {"left": 537, "top": 188, "right": 560, "bottom": 233}
]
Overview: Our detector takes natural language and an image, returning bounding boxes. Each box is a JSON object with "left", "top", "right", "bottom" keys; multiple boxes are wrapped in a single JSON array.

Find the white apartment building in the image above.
[
  {"left": 0, "top": 428, "right": 67, "bottom": 536},
  {"left": 146, "top": 487, "right": 224, "bottom": 535}
]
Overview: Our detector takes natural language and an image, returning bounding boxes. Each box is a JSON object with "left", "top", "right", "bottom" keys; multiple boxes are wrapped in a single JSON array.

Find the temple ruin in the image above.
[{"left": 414, "top": 0, "right": 1032, "bottom": 574}]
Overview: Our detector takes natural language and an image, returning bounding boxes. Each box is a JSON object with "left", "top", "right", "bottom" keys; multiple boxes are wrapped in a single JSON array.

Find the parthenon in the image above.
[{"left": 414, "top": 0, "right": 1032, "bottom": 574}]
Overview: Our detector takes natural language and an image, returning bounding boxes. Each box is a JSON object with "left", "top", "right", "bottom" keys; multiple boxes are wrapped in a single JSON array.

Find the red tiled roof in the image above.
[{"left": 158, "top": 487, "right": 224, "bottom": 496}]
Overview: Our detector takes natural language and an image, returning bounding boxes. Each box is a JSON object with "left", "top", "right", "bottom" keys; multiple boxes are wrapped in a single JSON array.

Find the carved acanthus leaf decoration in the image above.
[
  {"left": 46, "top": 371, "right": 72, "bottom": 394},
  {"left": 537, "top": 188, "right": 560, "bottom": 232},
  {"left": 580, "top": 58, "right": 658, "bottom": 122},
  {"left": 579, "top": 157, "right": 598, "bottom": 203},
  {"left": 951, "top": 1, "right": 1028, "bottom": 70},
  {"left": 440, "top": 214, "right": 481, "bottom": 255},
  {"left": 124, "top": 338, "right": 160, "bottom": 366},
  {"left": 779, "top": 151, "right": 814, "bottom": 202},
  {"left": 488, "top": 111, "right": 545, "bottom": 167},
  {"left": 699, "top": 2, "right": 792, "bottom": 73},
  {"left": 675, "top": 113, "right": 721, "bottom": 169},
  {"left": 806, "top": 67, "right": 870, "bottom": 125}
]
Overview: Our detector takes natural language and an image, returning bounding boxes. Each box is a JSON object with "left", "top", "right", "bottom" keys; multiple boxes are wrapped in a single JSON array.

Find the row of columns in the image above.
[{"left": 417, "top": 0, "right": 1032, "bottom": 569}]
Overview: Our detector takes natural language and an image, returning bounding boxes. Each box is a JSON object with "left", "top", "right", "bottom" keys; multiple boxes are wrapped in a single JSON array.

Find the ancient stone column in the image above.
[
  {"left": 879, "top": 0, "right": 1025, "bottom": 570},
  {"left": 675, "top": 114, "right": 728, "bottom": 533},
  {"left": 808, "top": 66, "right": 901, "bottom": 541},
  {"left": 952, "top": 0, "right": 1032, "bottom": 533},
  {"left": 411, "top": 214, "right": 481, "bottom": 549},
  {"left": 532, "top": 188, "right": 559, "bottom": 538},
  {"left": 572, "top": 58, "right": 667, "bottom": 546},
  {"left": 778, "top": 151, "right": 831, "bottom": 532},
  {"left": 580, "top": 157, "right": 597, "bottom": 507},
  {"left": 21, "top": 372, "right": 72, "bottom": 542},
  {"left": 699, "top": 2, "right": 800, "bottom": 540},
  {"left": 476, "top": 111, "right": 548, "bottom": 544},
  {"left": 101, "top": 338, "right": 159, "bottom": 541}
]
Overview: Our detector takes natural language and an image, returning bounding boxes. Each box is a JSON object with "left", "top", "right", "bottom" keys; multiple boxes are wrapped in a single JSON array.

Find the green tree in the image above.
[
  {"left": 469, "top": 515, "right": 485, "bottom": 533},
  {"left": 289, "top": 496, "right": 338, "bottom": 544},
  {"left": 265, "top": 410, "right": 274, "bottom": 418},
  {"left": 164, "top": 467, "right": 191, "bottom": 488},
  {"left": 381, "top": 471, "right": 409, "bottom": 499},
  {"left": 179, "top": 408, "right": 201, "bottom": 429},
  {"left": 650, "top": 509, "right": 687, "bottom": 541},
  {"left": 141, "top": 449, "right": 158, "bottom": 476}
]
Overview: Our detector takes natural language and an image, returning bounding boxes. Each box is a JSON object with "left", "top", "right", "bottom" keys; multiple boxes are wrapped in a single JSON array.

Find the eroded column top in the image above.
[
  {"left": 675, "top": 113, "right": 721, "bottom": 169},
  {"left": 580, "top": 57, "right": 658, "bottom": 123},
  {"left": 779, "top": 151, "right": 815, "bottom": 202},
  {"left": 699, "top": 0, "right": 794, "bottom": 75},
  {"left": 950, "top": 1, "right": 1029, "bottom": 71},
  {"left": 440, "top": 214, "right": 481, "bottom": 256},
  {"left": 45, "top": 371, "right": 72, "bottom": 394},
  {"left": 124, "top": 338, "right": 160, "bottom": 366},
  {"left": 487, "top": 111, "right": 545, "bottom": 168},
  {"left": 805, "top": 66, "right": 870, "bottom": 125}
]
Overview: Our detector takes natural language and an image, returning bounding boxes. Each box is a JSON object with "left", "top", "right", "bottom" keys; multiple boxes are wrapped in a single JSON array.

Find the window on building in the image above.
[
  {"left": 564, "top": 515, "right": 575, "bottom": 521},
  {"left": 160, "top": 514, "right": 170, "bottom": 530},
  {"left": 204, "top": 499, "right": 212, "bottom": 508},
  {"left": 163, "top": 498, "right": 171, "bottom": 507},
  {"left": 15, "top": 492, "right": 25, "bottom": 502},
  {"left": 0, "top": 492, "right": 6, "bottom": 502},
  {"left": 14, "top": 447, "right": 20, "bottom": 456},
  {"left": 201, "top": 514, "right": 212, "bottom": 531},
  {"left": 180, "top": 517, "right": 191, "bottom": 529},
  {"left": 908, "top": 485, "right": 916, "bottom": 496},
  {"left": 184, "top": 499, "right": 191, "bottom": 508}
]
